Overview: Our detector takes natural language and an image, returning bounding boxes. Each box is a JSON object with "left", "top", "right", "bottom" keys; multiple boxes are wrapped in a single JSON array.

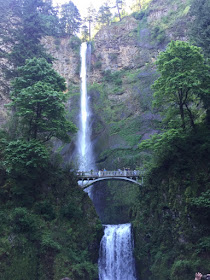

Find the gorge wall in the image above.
[
  {"left": 0, "top": 0, "right": 191, "bottom": 167},
  {"left": 59, "top": 0, "right": 191, "bottom": 169}
]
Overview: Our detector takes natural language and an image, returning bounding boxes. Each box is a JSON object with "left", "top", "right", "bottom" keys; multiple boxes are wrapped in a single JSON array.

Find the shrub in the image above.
[
  {"left": 132, "top": 11, "right": 146, "bottom": 20},
  {"left": 12, "top": 208, "right": 39, "bottom": 237},
  {"left": 69, "top": 36, "right": 81, "bottom": 52},
  {"left": 94, "top": 61, "right": 102, "bottom": 69},
  {"left": 151, "top": 26, "right": 166, "bottom": 44},
  {"left": 170, "top": 260, "right": 194, "bottom": 280}
]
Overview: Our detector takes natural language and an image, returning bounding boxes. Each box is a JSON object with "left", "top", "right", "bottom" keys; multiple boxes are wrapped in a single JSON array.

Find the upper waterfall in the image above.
[{"left": 77, "top": 42, "right": 95, "bottom": 171}]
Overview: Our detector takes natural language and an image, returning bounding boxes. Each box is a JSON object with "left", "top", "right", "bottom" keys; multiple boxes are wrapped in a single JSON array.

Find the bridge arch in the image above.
[
  {"left": 80, "top": 177, "right": 142, "bottom": 189},
  {"left": 77, "top": 170, "right": 143, "bottom": 189}
]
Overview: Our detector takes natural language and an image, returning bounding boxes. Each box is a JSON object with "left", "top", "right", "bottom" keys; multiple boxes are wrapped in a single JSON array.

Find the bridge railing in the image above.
[{"left": 76, "top": 170, "right": 141, "bottom": 178}]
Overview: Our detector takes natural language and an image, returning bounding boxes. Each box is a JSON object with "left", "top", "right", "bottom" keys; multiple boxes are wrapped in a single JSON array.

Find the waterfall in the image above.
[
  {"left": 98, "top": 223, "right": 137, "bottom": 280},
  {"left": 77, "top": 43, "right": 137, "bottom": 279},
  {"left": 77, "top": 42, "right": 94, "bottom": 171}
]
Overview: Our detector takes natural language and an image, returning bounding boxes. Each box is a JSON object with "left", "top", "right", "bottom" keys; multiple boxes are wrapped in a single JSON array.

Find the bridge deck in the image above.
[{"left": 77, "top": 170, "right": 141, "bottom": 180}]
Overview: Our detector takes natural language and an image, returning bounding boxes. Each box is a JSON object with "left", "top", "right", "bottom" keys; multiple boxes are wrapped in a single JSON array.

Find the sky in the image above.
[{"left": 52, "top": 0, "right": 134, "bottom": 18}]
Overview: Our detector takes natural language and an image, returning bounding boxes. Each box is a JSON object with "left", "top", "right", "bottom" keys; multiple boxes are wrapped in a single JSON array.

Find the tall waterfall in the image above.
[
  {"left": 77, "top": 42, "right": 94, "bottom": 171},
  {"left": 98, "top": 224, "right": 137, "bottom": 280},
  {"left": 78, "top": 43, "right": 137, "bottom": 279}
]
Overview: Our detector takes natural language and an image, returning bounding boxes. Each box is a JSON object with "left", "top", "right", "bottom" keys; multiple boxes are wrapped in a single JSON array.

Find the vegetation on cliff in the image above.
[
  {"left": 131, "top": 15, "right": 210, "bottom": 280},
  {"left": 133, "top": 127, "right": 210, "bottom": 280},
  {"left": 0, "top": 154, "right": 102, "bottom": 279}
]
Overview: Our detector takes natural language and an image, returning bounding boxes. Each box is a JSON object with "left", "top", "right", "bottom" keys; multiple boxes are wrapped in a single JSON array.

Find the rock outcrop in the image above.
[{"left": 42, "top": 36, "right": 80, "bottom": 86}]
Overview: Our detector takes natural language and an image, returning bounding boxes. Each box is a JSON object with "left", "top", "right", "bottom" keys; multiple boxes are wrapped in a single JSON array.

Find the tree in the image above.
[
  {"left": 152, "top": 41, "right": 210, "bottom": 129},
  {"left": 10, "top": 57, "right": 77, "bottom": 142},
  {"left": 189, "top": 0, "right": 210, "bottom": 58},
  {"left": 115, "top": 0, "right": 125, "bottom": 21},
  {"left": 7, "top": 0, "right": 56, "bottom": 68},
  {"left": 137, "top": 0, "right": 142, "bottom": 10},
  {"left": 60, "top": 1, "right": 81, "bottom": 36},
  {"left": 85, "top": 5, "right": 97, "bottom": 40},
  {"left": 38, "top": 0, "right": 60, "bottom": 37},
  {"left": 97, "top": 3, "right": 112, "bottom": 26},
  {"left": 81, "top": 25, "right": 89, "bottom": 42},
  {"left": 0, "top": 0, "right": 60, "bottom": 77}
]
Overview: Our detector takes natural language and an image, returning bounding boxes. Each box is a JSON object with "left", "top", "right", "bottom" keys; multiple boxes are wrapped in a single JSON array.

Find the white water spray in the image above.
[{"left": 98, "top": 223, "right": 137, "bottom": 280}]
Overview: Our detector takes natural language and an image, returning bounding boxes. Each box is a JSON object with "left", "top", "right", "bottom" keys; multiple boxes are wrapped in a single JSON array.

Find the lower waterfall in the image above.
[{"left": 98, "top": 223, "right": 137, "bottom": 280}]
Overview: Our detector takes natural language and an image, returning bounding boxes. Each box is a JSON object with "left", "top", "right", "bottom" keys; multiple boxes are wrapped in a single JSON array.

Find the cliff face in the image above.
[
  {"left": 85, "top": 0, "right": 190, "bottom": 169},
  {"left": 0, "top": 0, "right": 192, "bottom": 168},
  {"left": 42, "top": 36, "right": 80, "bottom": 86},
  {"left": 91, "top": 17, "right": 142, "bottom": 75}
]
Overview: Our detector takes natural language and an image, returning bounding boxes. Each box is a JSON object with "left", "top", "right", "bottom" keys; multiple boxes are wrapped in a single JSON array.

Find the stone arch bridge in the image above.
[{"left": 77, "top": 170, "right": 143, "bottom": 189}]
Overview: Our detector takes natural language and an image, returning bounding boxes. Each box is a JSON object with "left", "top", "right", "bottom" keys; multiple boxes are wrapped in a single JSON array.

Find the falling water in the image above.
[
  {"left": 98, "top": 223, "right": 137, "bottom": 280},
  {"left": 77, "top": 42, "right": 94, "bottom": 171},
  {"left": 77, "top": 43, "right": 137, "bottom": 279}
]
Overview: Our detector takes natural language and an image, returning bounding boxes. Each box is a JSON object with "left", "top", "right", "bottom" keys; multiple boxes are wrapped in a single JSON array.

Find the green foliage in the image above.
[
  {"left": 190, "top": 190, "right": 210, "bottom": 209},
  {"left": 95, "top": 180, "right": 140, "bottom": 224},
  {"left": 12, "top": 57, "right": 66, "bottom": 93},
  {"left": 0, "top": 245, "right": 38, "bottom": 280},
  {"left": 93, "top": 61, "right": 102, "bottom": 70},
  {"left": 3, "top": 0, "right": 55, "bottom": 69},
  {"left": 139, "top": 128, "right": 185, "bottom": 166},
  {"left": 34, "top": 201, "right": 56, "bottom": 221},
  {"left": 152, "top": 40, "right": 210, "bottom": 129},
  {"left": 0, "top": 163, "right": 103, "bottom": 279},
  {"left": 60, "top": 1, "right": 82, "bottom": 36},
  {"left": 3, "top": 139, "right": 49, "bottom": 175},
  {"left": 12, "top": 207, "right": 39, "bottom": 237},
  {"left": 151, "top": 26, "right": 166, "bottom": 44},
  {"left": 81, "top": 24, "right": 89, "bottom": 42},
  {"left": 132, "top": 10, "right": 146, "bottom": 20},
  {"left": 103, "top": 69, "right": 123, "bottom": 86},
  {"left": 71, "top": 261, "right": 98, "bottom": 280},
  {"left": 97, "top": 3, "right": 112, "bottom": 26},
  {"left": 189, "top": 0, "right": 210, "bottom": 58},
  {"left": 69, "top": 36, "right": 81, "bottom": 53},
  {"left": 110, "top": 118, "right": 142, "bottom": 146},
  {"left": 134, "top": 124, "right": 210, "bottom": 280},
  {"left": 170, "top": 260, "right": 194, "bottom": 280},
  {"left": 60, "top": 201, "right": 83, "bottom": 220},
  {"left": 135, "top": 39, "right": 210, "bottom": 277},
  {"left": 10, "top": 57, "right": 77, "bottom": 142},
  {"left": 40, "top": 232, "right": 61, "bottom": 252}
]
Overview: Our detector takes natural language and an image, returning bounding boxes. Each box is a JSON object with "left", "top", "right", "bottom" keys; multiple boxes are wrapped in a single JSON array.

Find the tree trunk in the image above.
[
  {"left": 178, "top": 90, "right": 186, "bottom": 129},
  {"left": 138, "top": 0, "right": 142, "bottom": 10},
  {"left": 185, "top": 103, "right": 195, "bottom": 129},
  {"left": 116, "top": 2, "right": 121, "bottom": 21}
]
